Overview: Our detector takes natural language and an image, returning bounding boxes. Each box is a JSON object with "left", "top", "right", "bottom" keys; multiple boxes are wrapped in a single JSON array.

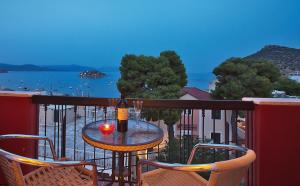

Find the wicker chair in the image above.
[
  {"left": 137, "top": 143, "right": 256, "bottom": 186},
  {"left": 0, "top": 134, "right": 98, "bottom": 186}
]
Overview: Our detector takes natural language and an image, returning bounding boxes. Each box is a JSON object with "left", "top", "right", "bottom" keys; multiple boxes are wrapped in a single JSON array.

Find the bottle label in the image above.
[{"left": 118, "top": 108, "right": 128, "bottom": 120}]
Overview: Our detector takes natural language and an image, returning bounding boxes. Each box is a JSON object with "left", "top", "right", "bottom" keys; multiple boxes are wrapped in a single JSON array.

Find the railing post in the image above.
[
  {"left": 61, "top": 105, "right": 67, "bottom": 158},
  {"left": 245, "top": 110, "right": 254, "bottom": 186},
  {"left": 43, "top": 104, "right": 47, "bottom": 160}
]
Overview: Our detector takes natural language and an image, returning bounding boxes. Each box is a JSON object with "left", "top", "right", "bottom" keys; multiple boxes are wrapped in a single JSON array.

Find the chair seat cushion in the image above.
[
  {"left": 24, "top": 166, "right": 93, "bottom": 186},
  {"left": 142, "top": 168, "right": 208, "bottom": 186}
]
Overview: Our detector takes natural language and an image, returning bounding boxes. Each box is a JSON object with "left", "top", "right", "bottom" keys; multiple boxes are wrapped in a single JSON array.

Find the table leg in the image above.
[
  {"left": 128, "top": 152, "right": 132, "bottom": 184},
  {"left": 119, "top": 152, "right": 125, "bottom": 186},
  {"left": 112, "top": 152, "right": 116, "bottom": 182}
]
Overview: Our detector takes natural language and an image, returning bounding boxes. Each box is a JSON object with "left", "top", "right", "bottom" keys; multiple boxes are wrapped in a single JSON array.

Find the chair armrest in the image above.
[
  {"left": 0, "top": 147, "right": 95, "bottom": 167},
  {"left": 0, "top": 134, "right": 57, "bottom": 160},
  {"left": 187, "top": 143, "right": 248, "bottom": 164},
  {"left": 137, "top": 159, "right": 215, "bottom": 186},
  {"left": 0, "top": 146, "right": 98, "bottom": 184},
  {"left": 0, "top": 134, "right": 98, "bottom": 185}
]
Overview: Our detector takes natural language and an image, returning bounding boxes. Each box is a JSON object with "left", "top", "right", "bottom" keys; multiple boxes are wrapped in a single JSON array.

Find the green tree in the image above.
[
  {"left": 212, "top": 58, "right": 281, "bottom": 141},
  {"left": 274, "top": 77, "right": 300, "bottom": 96},
  {"left": 212, "top": 58, "right": 280, "bottom": 99},
  {"left": 117, "top": 51, "right": 187, "bottom": 156},
  {"left": 160, "top": 51, "right": 187, "bottom": 87}
]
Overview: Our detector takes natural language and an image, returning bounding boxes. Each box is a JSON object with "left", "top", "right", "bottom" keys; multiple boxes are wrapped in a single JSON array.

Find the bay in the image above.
[{"left": 0, "top": 71, "right": 214, "bottom": 97}]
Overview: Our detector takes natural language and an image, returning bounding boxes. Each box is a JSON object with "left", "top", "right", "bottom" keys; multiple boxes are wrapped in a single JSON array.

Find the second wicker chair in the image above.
[{"left": 137, "top": 143, "right": 256, "bottom": 186}]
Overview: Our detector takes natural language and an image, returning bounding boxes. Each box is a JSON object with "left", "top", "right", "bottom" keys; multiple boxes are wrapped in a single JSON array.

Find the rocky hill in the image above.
[{"left": 245, "top": 45, "right": 300, "bottom": 75}]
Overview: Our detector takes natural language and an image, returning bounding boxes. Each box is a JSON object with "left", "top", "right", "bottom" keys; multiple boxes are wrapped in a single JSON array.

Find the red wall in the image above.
[
  {"left": 0, "top": 94, "right": 39, "bottom": 184},
  {"left": 252, "top": 104, "right": 300, "bottom": 186}
]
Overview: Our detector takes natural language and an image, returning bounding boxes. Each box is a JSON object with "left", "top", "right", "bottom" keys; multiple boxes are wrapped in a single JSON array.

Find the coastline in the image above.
[{"left": 0, "top": 71, "right": 214, "bottom": 98}]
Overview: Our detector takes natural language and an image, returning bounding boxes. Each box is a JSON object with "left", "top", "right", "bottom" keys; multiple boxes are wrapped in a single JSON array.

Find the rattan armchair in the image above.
[
  {"left": 137, "top": 143, "right": 256, "bottom": 186},
  {"left": 0, "top": 134, "right": 98, "bottom": 186}
]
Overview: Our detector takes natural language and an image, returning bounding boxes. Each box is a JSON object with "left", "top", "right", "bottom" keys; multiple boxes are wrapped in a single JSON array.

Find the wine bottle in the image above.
[{"left": 117, "top": 92, "right": 128, "bottom": 132}]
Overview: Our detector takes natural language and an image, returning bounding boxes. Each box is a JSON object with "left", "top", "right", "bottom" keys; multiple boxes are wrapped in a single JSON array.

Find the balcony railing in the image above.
[{"left": 32, "top": 95, "right": 255, "bottom": 184}]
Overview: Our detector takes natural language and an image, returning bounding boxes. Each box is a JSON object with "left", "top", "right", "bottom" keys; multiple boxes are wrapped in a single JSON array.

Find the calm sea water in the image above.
[{"left": 0, "top": 71, "right": 214, "bottom": 97}]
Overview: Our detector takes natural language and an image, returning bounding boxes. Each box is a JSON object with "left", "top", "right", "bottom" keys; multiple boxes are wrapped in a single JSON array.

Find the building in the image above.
[{"left": 175, "top": 87, "right": 233, "bottom": 143}]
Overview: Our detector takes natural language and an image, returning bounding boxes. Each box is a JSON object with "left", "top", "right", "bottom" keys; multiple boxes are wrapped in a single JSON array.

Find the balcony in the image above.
[{"left": 1, "top": 91, "right": 300, "bottom": 186}]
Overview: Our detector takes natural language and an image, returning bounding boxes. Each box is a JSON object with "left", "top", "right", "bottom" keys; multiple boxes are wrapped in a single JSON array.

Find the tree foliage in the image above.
[
  {"left": 212, "top": 58, "right": 283, "bottom": 141},
  {"left": 274, "top": 77, "right": 300, "bottom": 96},
  {"left": 117, "top": 51, "right": 187, "bottom": 145},
  {"left": 212, "top": 58, "right": 281, "bottom": 99},
  {"left": 117, "top": 53, "right": 186, "bottom": 100},
  {"left": 160, "top": 51, "right": 187, "bottom": 87},
  {"left": 213, "top": 57, "right": 300, "bottom": 98}
]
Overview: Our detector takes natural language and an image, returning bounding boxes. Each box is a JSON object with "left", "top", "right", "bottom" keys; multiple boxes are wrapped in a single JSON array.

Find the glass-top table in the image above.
[
  {"left": 81, "top": 119, "right": 164, "bottom": 185},
  {"left": 82, "top": 119, "right": 163, "bottom": 152}
]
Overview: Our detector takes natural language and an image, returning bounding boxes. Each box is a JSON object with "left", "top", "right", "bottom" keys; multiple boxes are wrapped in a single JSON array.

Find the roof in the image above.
[
  {"left": 0, "top": 91, "right": 41, "bottom": 97},
  {"left": 180, "top": 87, "right": 212, "bottom": 100}
]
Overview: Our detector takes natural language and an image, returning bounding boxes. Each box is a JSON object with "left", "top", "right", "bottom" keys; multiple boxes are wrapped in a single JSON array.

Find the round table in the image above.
[{"left": 82, "top": 119, "right": 164, "bottom": 185}]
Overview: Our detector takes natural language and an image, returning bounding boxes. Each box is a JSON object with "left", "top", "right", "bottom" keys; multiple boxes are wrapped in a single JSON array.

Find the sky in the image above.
[{"left": 0, "top": 0, "right": 300, "bottom": 73}]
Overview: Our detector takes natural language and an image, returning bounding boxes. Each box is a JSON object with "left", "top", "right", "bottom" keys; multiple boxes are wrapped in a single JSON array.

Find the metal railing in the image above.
[{"left": 32, "top": 95, "right": 255, "bottom": 184}]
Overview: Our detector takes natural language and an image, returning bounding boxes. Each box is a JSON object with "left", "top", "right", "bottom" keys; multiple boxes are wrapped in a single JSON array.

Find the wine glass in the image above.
[{"left": 133, "top": 100, "right": 143, "bottom": 128}]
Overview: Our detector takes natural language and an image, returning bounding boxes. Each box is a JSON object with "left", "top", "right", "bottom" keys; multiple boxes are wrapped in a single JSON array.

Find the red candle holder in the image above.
[{"left": 99, "top": 123, "right": 115, "bottom": 135}]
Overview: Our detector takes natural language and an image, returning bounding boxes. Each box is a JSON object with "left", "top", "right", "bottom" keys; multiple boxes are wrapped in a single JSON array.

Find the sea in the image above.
[{"left": 0, "top": 71, "right": 214, "bottom": 98}]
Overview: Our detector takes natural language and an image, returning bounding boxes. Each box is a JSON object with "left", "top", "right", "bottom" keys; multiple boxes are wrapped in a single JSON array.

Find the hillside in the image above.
[
  {"left": 245, "top": 45, "right": 300, "bottom": 75},
  {"left": 0, "top": 63, "right": 95, "bottom": 72},
  {"left": 0, "top": 63, "right": 47, "bottom": 71}
]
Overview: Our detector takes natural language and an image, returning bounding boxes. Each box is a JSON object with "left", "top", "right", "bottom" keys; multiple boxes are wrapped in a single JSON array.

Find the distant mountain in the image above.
[
  {"left": 245, "top": 45, "right": 300, "bottom": 75},
  {"left": 0, "top": 63, "right": 95, "bottom": 72},
  {"left": 0, "top": 63, "right": 47, "bottom": 71}
]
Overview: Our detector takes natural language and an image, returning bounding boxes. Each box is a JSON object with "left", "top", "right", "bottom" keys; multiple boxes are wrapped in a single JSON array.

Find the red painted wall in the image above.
[
  {"left": 253, "top": 104, "right": 300, "bottom": 186},
  {"left": 0, "top": 94, "right": 39, "bottom": 184}
]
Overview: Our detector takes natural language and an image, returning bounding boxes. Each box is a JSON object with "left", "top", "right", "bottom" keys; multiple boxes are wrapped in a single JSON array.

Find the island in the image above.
[{"left": 80, "top": 70, "right": 106, "bottom": 78}]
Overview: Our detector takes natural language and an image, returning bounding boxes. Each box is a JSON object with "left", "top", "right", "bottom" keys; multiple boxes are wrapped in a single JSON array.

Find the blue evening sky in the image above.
[{"left": 0, "top": 0, "right": 299, "bottom": 73}]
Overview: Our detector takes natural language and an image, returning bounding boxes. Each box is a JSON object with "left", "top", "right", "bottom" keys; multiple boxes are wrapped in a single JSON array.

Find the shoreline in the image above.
[{"left": 0, "top": 71, "right": 213, "bottom": 97}]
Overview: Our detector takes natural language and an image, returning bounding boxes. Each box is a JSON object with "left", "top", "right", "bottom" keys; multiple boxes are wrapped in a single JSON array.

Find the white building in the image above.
[{"left": 175, "top": 87, "right": 233, "bottom": 143}]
